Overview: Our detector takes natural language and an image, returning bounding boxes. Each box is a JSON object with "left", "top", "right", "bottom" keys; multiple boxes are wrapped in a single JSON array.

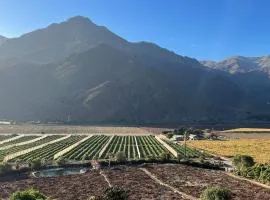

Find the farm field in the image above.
[
  {"left": 0, "top": 164, "right": 269, "bottom": 200},
  {"left": 0, "top": 135, "right": 64, "bottom": 162},
  {"left": 0, "top": 134, "right": 204, "bottom": 162},
  {"left": 0, "top": 135, "right": 16, "bottom": 142},
  {"left": 0, "top": 135, "right": 40, "bottom": 148},
  {"left": 13, "top": 135, "right": 86, "bottom": 162},
  {"left": 188, "top": 139, "right": 270, "bottom": 163}
]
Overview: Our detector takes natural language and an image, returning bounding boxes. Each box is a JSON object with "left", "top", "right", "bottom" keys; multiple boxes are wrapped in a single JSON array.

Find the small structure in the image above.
[
  {"left": 172, "top": 135, "right": 185, "bottom": 141},
  {"left": 189, "top": 134, "right": 200, "bottom": 140},
  {"left": 0, "top": 121, "right": 11, "bottom": 125}
]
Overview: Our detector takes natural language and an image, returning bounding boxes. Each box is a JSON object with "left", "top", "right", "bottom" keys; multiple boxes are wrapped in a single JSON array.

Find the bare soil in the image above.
[
  {"left": 145, "top": 164, "right": 270, "bottom": 200},
  {"left": 0, "top": 164, "right": 269, "bottom": 200}
]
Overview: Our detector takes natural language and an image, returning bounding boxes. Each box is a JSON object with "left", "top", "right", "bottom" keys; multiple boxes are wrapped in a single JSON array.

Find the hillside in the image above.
[{"left": 0, "top": 16, "right": 270, "bottom": 124}]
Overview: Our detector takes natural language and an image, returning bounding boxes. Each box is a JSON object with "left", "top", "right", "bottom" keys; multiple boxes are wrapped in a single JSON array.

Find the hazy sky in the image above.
[{"left": 0, "top": 0, "right": 269, "bottom": 60}]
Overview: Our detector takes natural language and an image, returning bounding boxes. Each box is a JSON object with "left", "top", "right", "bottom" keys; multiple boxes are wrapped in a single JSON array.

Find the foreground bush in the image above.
[
  {"left": 29, "top": 159, "right": 42, "bottom": 170},
  {"left": 115, "top": 152, "right": 127, "bottom": 163},
  {"left": 232, "top": 155, "right": 254, "bottom": 169},
  {"left": 10, "top": 188, "right": 47, "bottom": 200},
  {"left": 89, "top": 187, "right": 128, "bottom": 200},
  {"left": 200, "top": 187, "right": 231, "bottom": 200}
]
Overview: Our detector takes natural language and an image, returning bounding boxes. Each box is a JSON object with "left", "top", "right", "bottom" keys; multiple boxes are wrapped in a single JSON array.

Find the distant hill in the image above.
[
  {"left": 201, "top": 56, "right": 270, "bottom": 75},
  {"left": 0, "top": 16, "right": 270, "bottom": 124}
]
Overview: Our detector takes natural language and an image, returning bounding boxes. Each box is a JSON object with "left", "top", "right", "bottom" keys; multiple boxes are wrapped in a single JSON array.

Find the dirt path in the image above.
[
  {"left": 140, "top": 168, "right": 198, "bottom": 200},
  {"left": 100, "top": 170, "right": 112, "bottom": 187}
]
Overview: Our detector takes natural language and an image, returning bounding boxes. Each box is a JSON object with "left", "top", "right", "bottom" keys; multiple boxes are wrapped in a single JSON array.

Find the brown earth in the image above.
[{"left": 0, "top": 164, "right": 269, "bottom": 200}]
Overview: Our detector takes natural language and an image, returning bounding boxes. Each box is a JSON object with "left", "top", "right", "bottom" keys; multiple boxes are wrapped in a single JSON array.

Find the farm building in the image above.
[{"left": 0, "top": 121, "right": 11, "bottom": 125}]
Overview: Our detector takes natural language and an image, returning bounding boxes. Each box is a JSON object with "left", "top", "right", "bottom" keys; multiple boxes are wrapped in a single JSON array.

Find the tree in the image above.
[
  {"left": 166, "top": 133, "right": 174, "bottom": 139},
  {"left": 10, "top": 188, "right": 47, "bottom": 200},
  {"left": 115, "top": 152, "right": 127, "bottom": 163},
  {"left": 54, "top": 157, "right": 67, "bottom": 166},
  {"left": 200, "top": 187, "right": 231, "bottom": 200}
]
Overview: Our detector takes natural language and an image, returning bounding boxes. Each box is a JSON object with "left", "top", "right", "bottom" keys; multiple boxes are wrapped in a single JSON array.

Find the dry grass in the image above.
[
  {"left": 188, "top": 139, "right": 270, "bottom": 163},
  {"left": 222, "top": 128, "right": 270, "bottom": 133}
]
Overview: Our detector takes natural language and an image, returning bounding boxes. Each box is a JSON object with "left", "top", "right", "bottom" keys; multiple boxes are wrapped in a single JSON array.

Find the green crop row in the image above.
[
  {"left": 0, "top": 135, "right": 64, "bottom": 162},
  {"left": 62, "top": 135, "right": 110, "bottom": 160},
  {"left": 1, "top": 135, "right": 40, "bottom": 148}
]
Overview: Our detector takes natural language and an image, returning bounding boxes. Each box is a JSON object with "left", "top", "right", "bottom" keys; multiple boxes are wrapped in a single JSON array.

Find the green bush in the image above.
[
  {"left": 10, "top": 188, "right": 47, "bottom": 200},
  {"left": 29, "top": 159, "right": 42, "bottom": 171},
  {"left": 103, "top": 187, "right": 128, "bottom": 200},
  {"left": 200, "top": 187, "right": 231, "bottom": 200},
  {"left": 159, "top": 152, "right": 171, "bottom": 161},
  {"left": 166, "top": 133, "right": 174, "bottom": 139},
  {"left": 115, "top": 152, "right": 127, "bottom": 163},
  {"left": 232, "top": 155, "right": 254, "bottom": 168}
]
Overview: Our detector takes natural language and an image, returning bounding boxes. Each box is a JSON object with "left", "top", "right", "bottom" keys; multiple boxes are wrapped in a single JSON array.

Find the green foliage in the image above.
[
  {"left": 115, "top": 151, "right": 127, "bottom": 163},
  {"left": 0, "top": 162, "right": 12, "bottom": 175},
  {"left": 237, "top": 163, "right": 270, "bottom": 184},
  {"left": 232, "top": 155, "right": 255, "bottom": 169},
  {"left": 200, "top": 187, "right": 231, "bottom": 200},
  {"left": 166, "top": 133, "right": 174, "bottom": 139},
  {"left": 10, "top": 188, "right": 47, "bottom": 200},
  {"left": 159, "top": 152, "right": 171, "bottom": 161},
  {"left": 103, "top": 187, "right": 129, "bottom": 200},
  {"left": 54, "top": 157, "right": 67, "bottom": 166},
  {"left": 29, "top": 159, "right": 42, "bottom": 171}
]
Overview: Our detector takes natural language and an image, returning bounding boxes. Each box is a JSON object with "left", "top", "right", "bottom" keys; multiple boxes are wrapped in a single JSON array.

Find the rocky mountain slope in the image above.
[{"left": 0, "top": 16, "right": 269, "bottom": 124}]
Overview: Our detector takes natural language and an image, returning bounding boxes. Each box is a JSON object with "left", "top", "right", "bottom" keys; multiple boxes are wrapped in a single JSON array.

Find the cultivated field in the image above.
[
  {"left": 188, "top": 139, "right": 270, "bottom": 163},
  {"left": 222, "top": 128, "right": 270, "bottom": 133},
  {"left": 0, "top": 134, "right": 203, "bottom": 162},
  {"left": 1, "top": 164, "right": 269, "bottom": 200}
]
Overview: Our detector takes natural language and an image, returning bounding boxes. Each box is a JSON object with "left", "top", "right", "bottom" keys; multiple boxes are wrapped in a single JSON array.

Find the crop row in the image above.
[
  {"left": 163, "top": 139, "right": 201, "bottom": 158},
  {"left": 0, "top": 135, "right": 17, "bottom": 142},
  {"left": 12, "top": 136, "right": 85, "bottom": 161},
  {"left": 1, "top": 135, "right": 40, "bottom": 147},
  {"left": 62, "top": 135, "right": 110, "bottom": 160},
  {"left": 100, "top": 136, "right": 139, "bottom": 159},
  {"left": 136, "top": 136, "right": 169, "bottom": 158},
  {"left": 0, "top": 135, "right": 64, "bottom": 162}
]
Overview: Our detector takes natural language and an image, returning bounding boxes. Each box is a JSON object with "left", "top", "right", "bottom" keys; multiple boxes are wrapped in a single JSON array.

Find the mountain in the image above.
[
  {"left": 0, "top": 16, "right": 270, "bottom": 124},
  {"left": 0, "top": 36, "right": 7, "bottom": 45},
  {"left": 201, "top": 56, "right": 270, "bottom": 75}
]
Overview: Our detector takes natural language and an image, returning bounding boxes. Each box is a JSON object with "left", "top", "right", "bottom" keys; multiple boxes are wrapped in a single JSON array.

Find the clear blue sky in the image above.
[{"left": 0, "top": 0, "right": 269, "bottom": 60}]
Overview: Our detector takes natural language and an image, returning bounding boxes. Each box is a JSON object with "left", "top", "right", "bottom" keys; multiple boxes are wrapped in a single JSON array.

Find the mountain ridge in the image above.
[{"left": 0, "top": 16, "right": 270, "bottom": 124}]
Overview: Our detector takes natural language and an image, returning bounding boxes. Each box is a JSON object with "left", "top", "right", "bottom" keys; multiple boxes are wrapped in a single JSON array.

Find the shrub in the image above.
[
  {"left": 54, "top": 157, "right": 67, "bottom": 166},
  {"left": 103, "top": 187, "right": 128, "bottom": 200},
  {"left": 159, "top": 152, "right": 171, "bottom": 161},
  {"left": 232, "top": 155, "right": 254, "bottom": 169},
  {"left": 200, "top": 187, "right": 231, "bottom": 200},
  {"left": 115, "top": 152, "right": 127, "bottom": 163},
  {"left": 166, "top": 133, "right": 174, "bottom": 139},
  {"left": 10, "top": 188, "right": 47, "bottom": 200},
  {"left": 29, "top": 159, "right": 42, "bottom": 171}
]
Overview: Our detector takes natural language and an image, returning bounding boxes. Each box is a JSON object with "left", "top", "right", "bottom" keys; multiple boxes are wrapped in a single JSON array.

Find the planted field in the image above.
[
  {"left": 0, "top": 135, "right": 40, "bottom": 147},
  {"left": 100, "top": 136, "right": 139, "bottom": 159},
  {"left": 13, "top": 136, "right": 85, "bottom": 161},
  {"left": 63, "top": 135, "right": 110, "bottom": 160},
  {"left": 188, "top": 139, "right": 270, "bottom": 163},
  {"left": 0, "top": 135, "right": 63, "bottom": 162},
  {"left": 222, "top": 128, "right": 270, "bottom": 133},
  {"left": 0, "top": 135, "right": 64, "bottom": 162},
  {"left": 0, "top": 135, "right": 16, "bottom": 142},
  {"left": 163, "top": 139, "right": 202, "bottom": 158},
  {"left": 136, "top": 136, "right": 169, "bottom": 158}
]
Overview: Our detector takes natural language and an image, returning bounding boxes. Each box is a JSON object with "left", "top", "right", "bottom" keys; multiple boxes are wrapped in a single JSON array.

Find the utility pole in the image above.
[{"left": 184, "top": 130, "right": 187, "bottom": 159}]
